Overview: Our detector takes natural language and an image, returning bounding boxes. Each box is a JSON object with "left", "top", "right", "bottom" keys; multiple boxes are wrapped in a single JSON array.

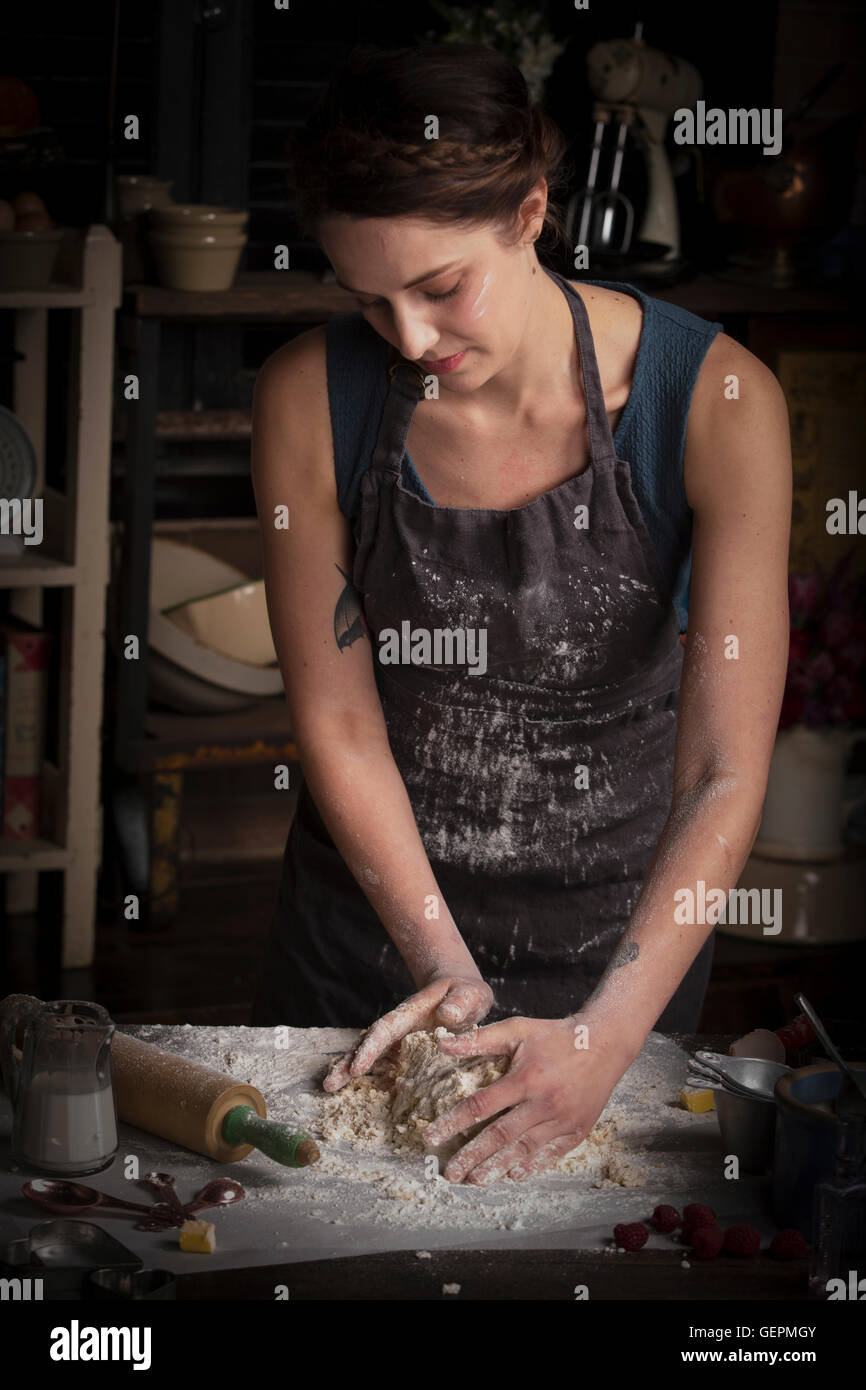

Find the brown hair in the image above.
[{"left": 288, "top": 44, "right": 570, "bottom": 253}]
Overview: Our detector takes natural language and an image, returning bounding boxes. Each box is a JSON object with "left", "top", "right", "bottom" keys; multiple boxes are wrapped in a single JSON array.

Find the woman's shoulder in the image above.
[
  {"left": 252, "top": 327, "right": 333, "bottom": 491},
  {"left": 566, "top": 277, "right": 645, "bottom": 347},
  {"left": 256, "top": 323, "right": 329, "bottom": 393}
]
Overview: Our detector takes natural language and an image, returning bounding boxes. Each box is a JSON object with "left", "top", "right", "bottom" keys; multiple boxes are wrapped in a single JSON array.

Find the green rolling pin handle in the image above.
[{"left": 221, "top": 1106, "right": 320, "bottom": 1168}]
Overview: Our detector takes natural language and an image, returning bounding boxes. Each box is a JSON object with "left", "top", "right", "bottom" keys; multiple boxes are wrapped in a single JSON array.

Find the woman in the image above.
[{"left": 250, "top": 45, "right": 792, "bottom": 1185}]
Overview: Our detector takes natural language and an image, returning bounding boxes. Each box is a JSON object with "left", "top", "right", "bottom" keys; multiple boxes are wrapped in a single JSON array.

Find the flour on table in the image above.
[
  {"left": 322, "top": 1026, "right": 643, "bottom": 1184},
  {"left": 117, "top": 1024, "right": 721, "bottom": 1241}
]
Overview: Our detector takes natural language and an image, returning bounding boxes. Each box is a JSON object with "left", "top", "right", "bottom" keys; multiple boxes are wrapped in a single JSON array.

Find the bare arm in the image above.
[
  {"left": 417, "top": 333, "right": 794, "bottom": 1185},
  {"left": 580, "top": 331, "right": 793, "bottom": 1048},
  {"left": 251, "top": 331, "right": 492, "bottom": 1053}
]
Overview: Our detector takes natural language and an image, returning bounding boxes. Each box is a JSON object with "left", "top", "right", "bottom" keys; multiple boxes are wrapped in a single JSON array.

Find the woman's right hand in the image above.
[{"left": 322, "top": 970, "right": 494, "bottom": 1092}]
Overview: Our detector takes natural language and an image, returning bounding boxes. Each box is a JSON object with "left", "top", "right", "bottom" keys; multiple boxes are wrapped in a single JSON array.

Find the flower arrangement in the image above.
[
  {"left": 781, "top": 549, "right": 866, "bottom": 729},
  {"left": 427, "top": 2, "right": 567, "bottom": 104}
]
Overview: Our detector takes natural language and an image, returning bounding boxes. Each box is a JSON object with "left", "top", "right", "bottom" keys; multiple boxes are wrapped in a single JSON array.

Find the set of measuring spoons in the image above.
[
  {"left": 687, "top": 1051, "right": 791, "bottom": 1103},
  {"left": 22, "top": 1172, "right": 245, "bottom": 1231},
  {"left": 689, "top": 995, "right": 866, "bottom": 1112}
]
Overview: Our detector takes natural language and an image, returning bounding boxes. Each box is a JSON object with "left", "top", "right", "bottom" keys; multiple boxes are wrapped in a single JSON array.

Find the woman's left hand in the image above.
[{"left": 423, "top": 1014, "right": 639, "bottom": 1184}]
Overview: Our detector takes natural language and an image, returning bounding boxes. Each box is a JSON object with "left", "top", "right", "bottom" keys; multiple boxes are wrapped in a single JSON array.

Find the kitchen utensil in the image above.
[
  {"left": 0, "top": 1220, "right": 144, "bottom": 1300},
  {"left": 687, "top": 1067, "right": 772, "bottom": 1102},
  {"left": 689, "top": 1051, "right": 791, "bottom": 1100},
  {"left": 0, "top": 404, "right": 37, "bottom": 504},
  {"left": 715, "top": 1088, "right": 778, "bottom": 1173},
  {"left": 134, "top": 1177, "right": 245, "bottom": 1230},
  {"left": 688, "top": 1054, "right": 789, "bottom": 1174},
  {"left": 147, "top": 646, "right": 261, "bottom": 713},
  {"left": 810, "top": 1115, "right": 866, "bottom": 1293},
  {"left": 148, "top": 203, "right": 248, "bottom": 230},
  {"left": 0, "top": 227, "right": 64, "bottom": 288},
  {"left": 794, "top": 993, "right": 866, "bottom": 1111},
  {"left": 22, "top": 1178, "right": 179, "bottom": 1227},
  {"left": 84, "top": 1267, "right": 177, "bottom": 1300},
  {"left": 114, "top": 175, "right": 174, "bottom": 220},
  {"left": 147, "top": 539, "right": 276, "bottom": 712},
  {"left": 22, "top": 1174, "right": 247, "bottom": 1230},
  {"left": 110, "top": 1030, "right": 319, "bottom": 1166},
  {"left": 0, "top": 996, "right": 118, "bottom": 1176},
  {"left": 164, "top": 578, "right": 277, "bottom": 667},
  {"left": 148, "top": 606, "right": 282, "bottom": 698},
  {"left": 566, "top": 27, "right": 703, "bottom": 276},
  {"left": 149, "top": 537, "right": 247, "bottom": 612},
  {"left": 142, "top": 1170, "right": 186, "bottom": 1218},
  {"left": 148, "top": 228, "right": 246, "bottom": 291},
  {"left": 27, "top": 1219, "right": 143, "bottom": 1270},
  {"left": 177, "top": 1177, "right": 245, "bottom": 1217},
  {"left": 774, "top": 1061, "right": 866, "bottom": 1233}
]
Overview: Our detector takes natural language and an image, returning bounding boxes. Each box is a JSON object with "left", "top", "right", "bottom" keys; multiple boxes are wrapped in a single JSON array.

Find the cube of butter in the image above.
[
  {"left": 179, "top": 1219, "right": 216, "bottom": 1253},
  {"left": 679, "top": 1087, "right": 715, "bottom": 1113}
]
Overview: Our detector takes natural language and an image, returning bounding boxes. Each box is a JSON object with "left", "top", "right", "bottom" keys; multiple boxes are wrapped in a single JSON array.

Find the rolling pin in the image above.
[
  {"left": 111, "top": 1032, "right": 319, "bottom": 1167},
  {"left": 1, "top": 995, "right": 318, "bottom": 1168}
]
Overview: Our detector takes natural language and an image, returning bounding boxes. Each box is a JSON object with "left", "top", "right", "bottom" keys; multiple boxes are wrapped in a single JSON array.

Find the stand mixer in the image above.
[{"left": 567, "top": 23, "right": 703, "bottom": 280}]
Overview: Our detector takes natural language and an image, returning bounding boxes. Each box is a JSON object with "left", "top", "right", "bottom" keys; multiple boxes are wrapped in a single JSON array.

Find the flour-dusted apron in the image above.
[{"left": 251, "top": 267, "right": 714, "bottom": 1030}]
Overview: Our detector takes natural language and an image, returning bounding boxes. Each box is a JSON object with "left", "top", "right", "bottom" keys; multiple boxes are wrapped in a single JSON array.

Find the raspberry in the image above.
[
  {"left": 682, "top": 1218, "right": 718, "bottom": 1246},
  {"left": 691, "top": 1225, "right": 724, "bottom": 1260},
  {"left": 723, "top": 1223, "right": 761, "bottom": 1257},
  {"left": 613, "top": 1222, "right": 649, "bottom": 1251},
  {"left": 683, "top": 1203, "right": 716, "bottom": 1227},
  {"left": 770, "top": 1229, "right": 808, "bottom": 1260},
  {"left": 651, "top": 1204, "right": 680, "bottom": 1233}
]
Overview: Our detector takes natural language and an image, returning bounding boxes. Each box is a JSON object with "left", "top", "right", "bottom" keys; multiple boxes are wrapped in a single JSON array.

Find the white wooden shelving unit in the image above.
[{"left": 0, "top": 224, "right": 121, "bottom": 967}]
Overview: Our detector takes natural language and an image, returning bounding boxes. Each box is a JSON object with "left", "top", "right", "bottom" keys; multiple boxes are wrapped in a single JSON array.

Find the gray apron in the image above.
[{"left": 251, "top": 267, "right": 714, "bottom": 1030}]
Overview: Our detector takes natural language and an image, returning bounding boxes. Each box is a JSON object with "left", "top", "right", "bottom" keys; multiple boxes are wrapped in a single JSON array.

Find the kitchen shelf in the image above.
[
  {"left": 0, "top": 284, "right": 103, "bottom": 310},
  {"left": 142, "top": 699, "right": 295, "bottom": 772},
  {"left": 121, "top": 269, "right": 354, "bottom": 322},
  {"left": 0, "top": 224, "right": 122, "bottom": 969},
  {"left": 113, "top": 408, "right": 252, "bottom": 443},
  {"left": 0, "top": 553, "right": 78, "bottom": 587},
  {"left": 650, "top": 273, "right": 850, "bottom": 319},
  {"left": 0, "top": 836, "right": 70, "bottom": 872}
]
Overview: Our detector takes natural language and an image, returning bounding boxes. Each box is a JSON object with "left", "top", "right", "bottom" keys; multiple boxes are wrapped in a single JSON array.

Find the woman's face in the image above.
[{"left": 317, "top": 209, "right": 542, "bottom": 393}]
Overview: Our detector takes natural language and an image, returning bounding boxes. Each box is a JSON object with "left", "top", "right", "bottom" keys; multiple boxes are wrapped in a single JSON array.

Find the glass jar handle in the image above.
[{"left": 0, "top": 994, "right": 44, "bottom": 1107}]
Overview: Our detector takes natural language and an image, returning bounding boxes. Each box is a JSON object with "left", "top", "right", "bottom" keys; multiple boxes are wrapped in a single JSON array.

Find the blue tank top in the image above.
[{"left": 326, "top": 277, "right": 724, "bottom": 632}]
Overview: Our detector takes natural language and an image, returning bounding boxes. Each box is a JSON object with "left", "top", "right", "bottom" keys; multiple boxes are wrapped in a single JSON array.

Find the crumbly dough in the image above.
[
  {"left": 322, "top": 1027, "right": 507, "bottom": 1161},
  {"left": 321, "top": 1027, "right": 645, "bottom": 1186},
  {"left": 391, "top": 1027, "right": 508, "bottom": 1159}
]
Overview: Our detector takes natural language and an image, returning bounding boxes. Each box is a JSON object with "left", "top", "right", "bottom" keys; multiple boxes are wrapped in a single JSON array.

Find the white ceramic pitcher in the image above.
[{"left": 754, "top": 725, "right": 866, "bottom": 861}]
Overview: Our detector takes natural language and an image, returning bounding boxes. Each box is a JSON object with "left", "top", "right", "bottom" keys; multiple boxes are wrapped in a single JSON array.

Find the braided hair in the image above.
[{"left": 289, "top": 44, "right": 569, "bottom": 252}]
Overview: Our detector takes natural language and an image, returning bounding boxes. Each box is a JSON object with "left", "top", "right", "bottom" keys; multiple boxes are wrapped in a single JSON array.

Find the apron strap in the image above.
[
  {"left": 542, "top": 266, "right": 618, "bottom": 467},
  {"left": 369, "top": 350, "right": 426, "bottom": 480}
]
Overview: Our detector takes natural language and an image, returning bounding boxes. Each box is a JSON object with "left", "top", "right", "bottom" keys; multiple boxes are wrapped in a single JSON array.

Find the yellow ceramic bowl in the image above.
[
  {"left": 149, "top": 203, "right": 248, "bottom": 230},
  {"left": 164, "top": 578, "right": 277, "bottom": 667},
  {"left": 149, "top": 230, "right": 246, "bottom": 291},
  {"left": 0, "top": 228, "right": 64, "bottom": 288}
]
